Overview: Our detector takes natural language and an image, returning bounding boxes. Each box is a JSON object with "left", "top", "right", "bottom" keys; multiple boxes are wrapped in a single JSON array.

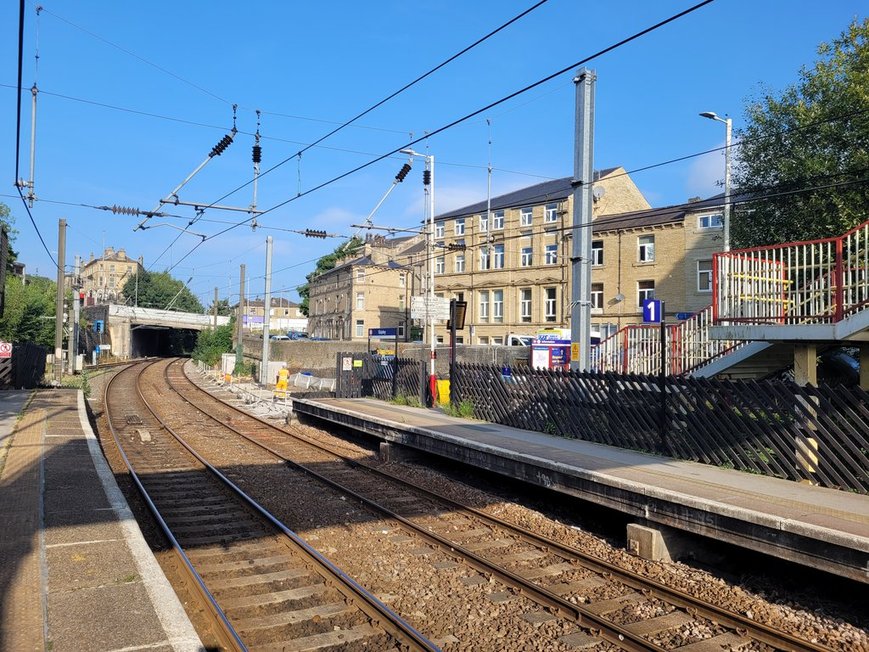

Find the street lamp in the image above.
[
  {"left": 699, "top": 111, "right": 732, "bottom": 252},
  {"left": 400, "top": 148, "right": 437, "bottom": 405}
]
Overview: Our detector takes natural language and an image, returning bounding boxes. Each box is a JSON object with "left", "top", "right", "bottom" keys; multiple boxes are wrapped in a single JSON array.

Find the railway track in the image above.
[
  {"left": 104, "top": 359, "right": 437, "bottom": 651},
  {"left": 163, "top": 358, "right": 839, "bottom": 652}
]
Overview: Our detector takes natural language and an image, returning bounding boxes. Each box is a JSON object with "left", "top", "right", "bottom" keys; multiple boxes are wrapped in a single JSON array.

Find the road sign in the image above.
[
  {"left": 368, "top": 327, "right": 397, "bottom": 338},
  {"left": 0, "top": 342, "right": 12, "bottom": 359},
  {"left": 642, "top": 299, "right": 663, "bottom": 323},
  {"left": 411, "top": 295, "right": 450, "bottom": 321}
]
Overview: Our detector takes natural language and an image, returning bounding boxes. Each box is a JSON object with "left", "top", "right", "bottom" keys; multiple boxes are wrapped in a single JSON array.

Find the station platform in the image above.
[
  {"left": 291, "top": 396, "right": 869, "bottom": 584},
  {"left": 0, "top": 388, "right": 203, "bottom": 651}
]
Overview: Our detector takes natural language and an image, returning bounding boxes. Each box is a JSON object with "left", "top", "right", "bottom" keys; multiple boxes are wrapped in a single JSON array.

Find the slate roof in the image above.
[
  {"left": 592, "top": 195, "right": 725, "bottom": 233},
  {"left": 435, "top": 168, "right": 619, "bottom": 221}
]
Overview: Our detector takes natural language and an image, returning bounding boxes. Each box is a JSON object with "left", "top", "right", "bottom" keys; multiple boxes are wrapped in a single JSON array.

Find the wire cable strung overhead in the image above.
[{"left": 163, "top": 0, "right": 715, "bottom": 273}]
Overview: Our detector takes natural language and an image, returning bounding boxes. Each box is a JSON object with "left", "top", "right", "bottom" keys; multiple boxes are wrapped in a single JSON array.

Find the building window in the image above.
[
  {"left": 479, "top": 290, "right": 489, "bottom": 321},
  {"left": 545, "top": 287, "right": 556, "bottom": 322},
  {"left": 638, "top": 235, "right": 655, "bottom": 262},
  {"left": 492, "top": 210, "right": 504, "bottom": 230},
  {"left": 399, "top": 274, "right": 406, "bottom": 288},
  {"left": 435, "top": 222, "right": 445, "bottom": 238},
  {"left": 521, "top": 244, "right": 533, "bottom": 267},
  {"left": 493, "top": 244, "right": 505, "bottom": 268},
  {"left": 436, "top": 257, "right": 445, "bottom": 274},
  {"left": 591, "top": 283, "right": 603, "bottom": 312},
  {"left": 591, "top": 322, "right": 618, "bottom": 342},
  {"left": 545, "top": 243, "right": 557, "bottom": 265},
  {"left": 454, "top": 218, "right": 465, "bottom": 236},
  {"left": 545, "top": 203, "right": 559, "bottom": 222},
  {"left": 356, "top": 292, "right": 364, "bottom": 309},
  {"left": 455, "top": 251, "right": 465, "bottom": 273},
  {"left": 698, "top": 259, "right": 713, "bottom": 292},
  {"left": 479, "top": 214, "right": 488, "bottom": 232},
  {"left": 398, "top": 325, "right": 405, "bottom": 337},
  {"left": 638, "top": 280, "right": 655, "bottom": 306},
  {"left": 479, "top": 247, "right": 490, "bottom": 270},
  {"left": 698, "top": 213, "right": 723, "bottom": 229},
  {"left": 399, "top": 294, "right": 405, "bottom": 309},
  {"left": 592, "top": 240, "right": 603, "bottom": 266},
  {"left": 520, "top": 207, "right": 533, "bottom": 226},
  {"left": 493, "top": 290, "right": 504, "bottom": 322},
  {"left": 520, "top": 289, "right": 532, "bottom": 322},
  {"left": 479, "top": 336, "right": 489, "bottom": 345},
  {"left": 356, "top": 268, "right": 365, "bottom": 281},
  {"left": 355, "top": 319, "right": 364, "bottom": 337}
]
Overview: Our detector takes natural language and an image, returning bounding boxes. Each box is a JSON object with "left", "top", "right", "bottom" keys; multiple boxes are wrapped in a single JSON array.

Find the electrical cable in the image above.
[{"left": 166, "top": 1, "right": 715, "bottom": 271}]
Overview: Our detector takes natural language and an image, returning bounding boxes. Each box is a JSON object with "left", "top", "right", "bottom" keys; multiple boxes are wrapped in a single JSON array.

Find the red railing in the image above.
[{"left": 590, "top": 219, "right": 869, "bottom": 375}]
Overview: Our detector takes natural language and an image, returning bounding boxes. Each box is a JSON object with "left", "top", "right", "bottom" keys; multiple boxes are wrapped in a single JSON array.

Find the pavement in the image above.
[{"left": 0, "top": 388, "right": 204, "bottom": 652}]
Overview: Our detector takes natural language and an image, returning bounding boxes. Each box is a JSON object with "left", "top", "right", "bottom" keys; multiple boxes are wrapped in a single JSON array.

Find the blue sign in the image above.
[
  {"left": 368, "top": 327, "right": 397, "bottom": 338},
  {"left": 676, "top": 312, "right": 693, "bottom": 321},
  {"left": 642, "top": 299, "right": 663, "bottom": 323}
]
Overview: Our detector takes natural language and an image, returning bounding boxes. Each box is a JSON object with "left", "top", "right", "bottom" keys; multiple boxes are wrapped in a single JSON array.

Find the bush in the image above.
[{"left": 192, "top": 324, "right": 233, "bottom": 366}]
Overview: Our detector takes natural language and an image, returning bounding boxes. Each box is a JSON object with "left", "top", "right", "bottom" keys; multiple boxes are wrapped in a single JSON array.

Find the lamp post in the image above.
[
  {"left": 400, "top": 148, "right": 437, "bottom": 405},
  {"left": 699, "top": 111, "right": 732, "bottom": 252}
]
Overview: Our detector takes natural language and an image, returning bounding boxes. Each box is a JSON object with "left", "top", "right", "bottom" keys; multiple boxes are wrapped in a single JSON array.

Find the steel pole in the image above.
[
  {"left": 723, "top": 117, "right": 732, "bottom": 252},
  {"left": 427, "top": 155, "right": 437, "bottom": 405},
  {"left": 54, "top": 219, "right": 66, "bottom": 382},
  {"left": 236, "top": 264, "right": 245, "bottom": 369},
  {"left": 260, "top": 236, "right": 273, "bottom": 385}
]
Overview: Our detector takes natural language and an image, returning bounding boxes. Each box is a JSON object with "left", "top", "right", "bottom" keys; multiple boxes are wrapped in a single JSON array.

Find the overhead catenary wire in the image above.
[{"left": 164, "top": 1, "right": 716, "bottom": 273}]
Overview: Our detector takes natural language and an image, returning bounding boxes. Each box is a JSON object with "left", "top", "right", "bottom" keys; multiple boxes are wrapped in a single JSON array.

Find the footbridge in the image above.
[{"left": 592, "top": 220, "right": 869, "bottom": 387}]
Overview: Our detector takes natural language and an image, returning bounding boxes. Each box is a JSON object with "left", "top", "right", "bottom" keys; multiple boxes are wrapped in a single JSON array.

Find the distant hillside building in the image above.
[
  {"left": 77, "top": 247, "right": 144, "bottom": 305},
  {"left": 243, "top": 297, "right": 307, "bottom": 333}
]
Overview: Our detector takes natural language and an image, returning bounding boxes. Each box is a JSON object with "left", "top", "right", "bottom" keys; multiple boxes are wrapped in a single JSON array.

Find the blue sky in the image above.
[{"left": 2, "top": 0, "right": 865, "bottom": 307}]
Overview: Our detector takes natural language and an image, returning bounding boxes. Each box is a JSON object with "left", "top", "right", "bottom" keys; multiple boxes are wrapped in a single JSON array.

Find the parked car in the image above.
[
  {"left": 270, "top": 334, "right": 289, "bottom": 340},
  {"left": 288, "top": 332, "right": 309, "bottom": 340}
]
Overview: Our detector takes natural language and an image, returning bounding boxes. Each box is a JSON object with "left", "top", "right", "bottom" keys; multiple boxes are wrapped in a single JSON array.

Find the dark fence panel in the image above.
[
  {"left": 455, "top": 363, "right": 869, "bottom": 494},
  {"left": 0, "top": 342, "right": 47, "bottom": 389},
  {"left": 336, "top": 352, "right": 422, "bottom": 401}
]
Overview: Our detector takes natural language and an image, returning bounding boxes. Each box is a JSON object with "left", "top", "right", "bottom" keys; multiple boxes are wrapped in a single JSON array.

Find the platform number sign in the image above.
[{"left": 642, "top": 299, "right": 663, "bottom": 323}]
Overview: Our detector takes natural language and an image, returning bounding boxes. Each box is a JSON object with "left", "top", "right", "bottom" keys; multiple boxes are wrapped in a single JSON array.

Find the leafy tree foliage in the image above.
[
  {"left": 121, "top": 270, "right": 203, "bottom": 312},
  {"left": 208, "top": 297, "right": 233, "bottom": 316},
  {"left": 296, "top": 237, "right": 363, "bottom": 316},
  {"left": 0, "top": 275, "right": 55, "bottom": 346},
  {"left": 1, "top": 202, "right": 19, "bottom": 272},
  {"left": 192, "top": 323, "right": 234, "bottom": 366},
  {"left": 732, "top": 19, "right": 869, "bottom": 247}
]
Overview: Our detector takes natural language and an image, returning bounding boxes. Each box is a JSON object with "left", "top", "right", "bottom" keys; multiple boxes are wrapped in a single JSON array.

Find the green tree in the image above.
[
  {"left": 1, "top": 202, "right": 19, "bottom": 273},
  {"left": 192, "top": 323, "right": 234, "bottom": 366},
  {"left": 0, "top": 275, "right": 55, "bottom": 346},
  {"left": 122, "top": 270, "right": 203, "bottom": 312},
  {"left": 732, "top": 19, "right": 869, "bottom": 247},
  {"left": 296, "top": 237, "right": 363, "bottom": 316},
  {"left": 208, "top": 297, "right": 233, "bottom": 316}
]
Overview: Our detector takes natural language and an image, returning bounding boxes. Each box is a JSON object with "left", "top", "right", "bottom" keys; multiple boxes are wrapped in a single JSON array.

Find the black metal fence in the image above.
[
  {"left": 455, "top": 363, "right": 869, "bottom": 493},
  {"left": 336, "top": 353, "right": 422, "bottom": 401},
  {"left": 0, "top": 342, "right": 47, "bottom": 389}
]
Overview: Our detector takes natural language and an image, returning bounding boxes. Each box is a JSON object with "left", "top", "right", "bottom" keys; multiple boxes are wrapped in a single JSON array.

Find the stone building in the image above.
[
  {"left": 307, "top": 234, "right": 424, "bottom": 341},
  {"left": 78, "top": 247, "right": 143, "bottom": 305},
  {"left": 431, "top": 173, "right": 725, "bottom": 344},
  {"left": 242, "top": 297, "right": 307, "bottom": 333}
]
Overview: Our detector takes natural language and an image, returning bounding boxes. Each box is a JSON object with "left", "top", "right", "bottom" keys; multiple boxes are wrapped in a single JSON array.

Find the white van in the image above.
[{"left": 506, "top": 334, "right": 533, "bottom": 346}]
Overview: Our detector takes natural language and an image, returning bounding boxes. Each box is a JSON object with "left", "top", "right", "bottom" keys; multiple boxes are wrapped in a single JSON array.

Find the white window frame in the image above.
[
  {"left": 638, "top": 280, "right": 655, "bottom": 306},
  {"left": 544, "top": 203, "right": 559, "bottom": 223},
  {"left": 520, "top": 207, "right": 533, "bottom": 226},
  {"left": 479, "top": 290, "right": 489, "bottom": 321},
  {"left": 544, "top": 287, "right": 556, "bottom": 322},
  {"left": 435, "top": 257, "right": 445, "bottom": 274},
  {"left": 697, "top": 259, "right": 713, "bottom": 292},
  {"left": 479, "top": 214, "right": 488, "bottom": 232},
  {"left": 356, "top": 268, "right": 365, "bottom": 281},
  {"left": 698, "top": 213, "right": 724, "bottom": 229},
  {"left": 454, "top": 218, "right": 465, "bottom": 236},
  {"left": 521, "top": 245, "right": 533, "bottom": 267},
  {"left": 591, "top": 283, "right": 603, "bottom": 312},
  {"left": 435, "top": 222, "right": 445, "bottom": 238},
  {"left": 493, "top": 290, "right": 504, "bottom": 322},
  {"left": 638, "top": 235, "right": 655, "bottom": 262},
  {"left": 520, "top": 289, "right": 532, "bottom": 322},
  {"left": 399, "top": 274, "right": 406, "bottom": 288},
  {"left": 591, "top": 240, "right": 603, "bottom": 266},
  {"left": 355, "top": 319, "right": 364, "bottom": 337},
  {"left": 455, "top": 252, "right": 465, "bottom": 273},
  {"left": 492, "top": 210, "right": 505, "bottom": 230},
  {"left": 479, "top": 247, "right": 490, "bottom": 270},
  {"left": 493, "top": 244, "right": 505, "bottom": 269},
  {"left": 545, "top": 243, "right": 557, "bottom": 265},
  {"left": 356, "top": 292, "right": 364, "bottom": 309}
]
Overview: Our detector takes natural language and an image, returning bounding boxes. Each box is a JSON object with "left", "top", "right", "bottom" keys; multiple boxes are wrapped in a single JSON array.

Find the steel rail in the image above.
[
  {"left": 177, "top": 358, "right": 839, "bottom": 652},
  {"left": 140, "top": 359, "right": 438, "bottom": 652},
  {"left": 104, "top": 361, "right": 246, "bottom": 651}
]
